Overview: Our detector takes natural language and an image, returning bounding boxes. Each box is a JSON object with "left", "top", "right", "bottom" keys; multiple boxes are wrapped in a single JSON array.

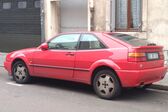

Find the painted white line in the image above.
[{"left": 6, "top": 82, "right": 23, "bottom": 87}]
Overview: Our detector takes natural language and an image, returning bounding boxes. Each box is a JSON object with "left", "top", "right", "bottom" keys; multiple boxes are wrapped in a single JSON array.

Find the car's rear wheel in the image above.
[
  {"left": 12, "top": 61, "right": 31, "bottom": 84},
  {"left": 93, "top": 69, "right": 121, "bottom": 100}
]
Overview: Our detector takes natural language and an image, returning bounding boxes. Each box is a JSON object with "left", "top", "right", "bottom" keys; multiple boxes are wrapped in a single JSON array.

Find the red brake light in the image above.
[{"left": 128, "top": 52, "right": 146, "bottom": 62}]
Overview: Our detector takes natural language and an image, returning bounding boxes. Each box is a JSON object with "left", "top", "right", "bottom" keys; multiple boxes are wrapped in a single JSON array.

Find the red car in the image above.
[{"left": 4, "top": 32, "right": 167, "bottom": 99}]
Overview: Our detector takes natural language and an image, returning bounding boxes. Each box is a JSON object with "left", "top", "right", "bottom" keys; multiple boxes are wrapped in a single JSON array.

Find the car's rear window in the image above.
[{"left": 109, "top": 33, "right": 150, "bottom": 46}]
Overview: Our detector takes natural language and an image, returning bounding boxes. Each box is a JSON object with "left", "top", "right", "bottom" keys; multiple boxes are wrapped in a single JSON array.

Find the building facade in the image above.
[
  {"left": 0, "top": 0, "right": 168, "bottom": 52},
  {"left": 43, "top": 0, "right": 168, "bottom": 50}
]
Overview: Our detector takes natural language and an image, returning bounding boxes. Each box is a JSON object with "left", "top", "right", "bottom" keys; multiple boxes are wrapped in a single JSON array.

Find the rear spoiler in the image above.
[
  {"left": 131, "top": 46, "right": 163, "bottom": 51},
  {"left": 147, "top": 43, "right": 156, "bottom": 46}
]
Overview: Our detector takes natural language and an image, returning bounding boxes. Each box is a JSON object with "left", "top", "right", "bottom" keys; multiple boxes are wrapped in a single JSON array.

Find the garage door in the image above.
[
  {"left": 60, "top": 0, "right": 88, "bottom": 32},
  {"left": 0, "top": 0, "right": 41, "bottom": 52}
]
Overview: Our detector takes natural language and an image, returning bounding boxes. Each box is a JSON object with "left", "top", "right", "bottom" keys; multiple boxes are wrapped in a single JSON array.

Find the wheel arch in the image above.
[
  {"left": 12, "top": 58, "right": 26, "bottom": 67},
  {"left": 11, "top": 58, "right": 26, "bottom": 71},
  {"left": 91, "top": 66, "right": 122, "bottom": 87},
  {"left": 11, "top": 58, "right": 31, "bottom": 75}
]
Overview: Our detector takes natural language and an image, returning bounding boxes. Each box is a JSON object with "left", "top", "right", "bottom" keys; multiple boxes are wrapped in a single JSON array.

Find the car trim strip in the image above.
[{"left": 29, "top": 64, "right": 89, "bottom": 72}]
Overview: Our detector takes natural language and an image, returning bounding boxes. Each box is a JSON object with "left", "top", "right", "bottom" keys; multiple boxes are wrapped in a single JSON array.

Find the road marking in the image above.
[{"left": 6, "top": 82, "right": 23, "bottom": 87}]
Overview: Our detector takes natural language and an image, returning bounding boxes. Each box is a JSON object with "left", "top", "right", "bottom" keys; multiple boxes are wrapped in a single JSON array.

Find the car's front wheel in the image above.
[
  {"left": 93, "top": 69, "right": 121, "bottom": 100},
  {"left": 12, "top": 61, "right": 31, "bottom": 84}
]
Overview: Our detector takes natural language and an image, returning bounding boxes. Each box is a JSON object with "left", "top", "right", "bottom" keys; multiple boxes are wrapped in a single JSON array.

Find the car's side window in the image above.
[
  {"left": 48, "top": 34, "right": 80, "bottom": 50},
  {"left": 79, "top": 34, "right": 106, "bottom": 50}
]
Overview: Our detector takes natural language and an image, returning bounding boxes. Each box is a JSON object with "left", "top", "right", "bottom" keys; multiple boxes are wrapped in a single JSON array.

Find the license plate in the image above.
[{"left": 147, "top": 52, "right": 159, "bottom": 60}]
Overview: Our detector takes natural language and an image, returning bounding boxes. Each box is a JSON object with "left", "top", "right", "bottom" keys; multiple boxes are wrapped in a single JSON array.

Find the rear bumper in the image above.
[{"left": 116, "top": 66, "right": 167, "bottom": 87}]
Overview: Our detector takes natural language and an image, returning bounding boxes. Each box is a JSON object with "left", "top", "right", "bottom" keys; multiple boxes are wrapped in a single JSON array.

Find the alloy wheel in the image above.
[
  {"left": 93, "top": 69, "right": 121, "bottom": 99},
  {"left": 14, "top": 64, "right": 27, "bottom": 81},
  {"left": 96, "top": 74, "right": 115, "bottom": 96},
  {"left": 12, "top": 61, "right": 31, "bottom": 84}
]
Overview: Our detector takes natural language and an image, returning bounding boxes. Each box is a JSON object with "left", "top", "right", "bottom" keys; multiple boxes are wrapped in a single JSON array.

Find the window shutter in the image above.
[
  {"left": 131, "top": 0, "right": 141, "bottom": 28},
  {"left": 116, "top": 0, "right": 128, "bottom": 29},
  {"left": 115, "top": 0, "right": 142, "bottom": 30}
]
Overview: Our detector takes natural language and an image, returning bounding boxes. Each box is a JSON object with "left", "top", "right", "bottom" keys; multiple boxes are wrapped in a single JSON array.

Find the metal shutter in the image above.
[{"left": 0, "top": 0, "right": 41, "bottom": 52}]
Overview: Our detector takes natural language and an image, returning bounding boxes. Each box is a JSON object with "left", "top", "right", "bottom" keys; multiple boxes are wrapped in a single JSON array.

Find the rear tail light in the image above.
[
  {"left": 128, "top": 52, "right": 146, "bottom": 62},
  {"left": 128, "top": 51, "right": 164, "bottom": 62}
]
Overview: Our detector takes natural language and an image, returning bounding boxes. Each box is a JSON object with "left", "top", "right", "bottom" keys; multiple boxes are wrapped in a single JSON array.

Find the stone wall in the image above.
[
  {"left": 147, "top": 0, "right": 168, "bottom": 50},
  {"left": 92, "top": 0, "right": 168, "bottom": 50},
  {"left": 43, "top": 0, "right": 168, "bottom": 50}
]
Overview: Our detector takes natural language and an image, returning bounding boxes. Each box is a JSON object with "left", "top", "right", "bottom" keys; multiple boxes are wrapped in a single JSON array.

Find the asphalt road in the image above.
[{"left": 0, "top": 67, "right": 168, "bottom": 112}]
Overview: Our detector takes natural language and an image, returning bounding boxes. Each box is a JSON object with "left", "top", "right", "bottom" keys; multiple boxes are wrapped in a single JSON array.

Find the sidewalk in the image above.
[
  {"left": 151, "top": 72, "right": 168, "bottom": 91},
  {"left": 0, "top": 52, "right": 168, "bottom": 90}
]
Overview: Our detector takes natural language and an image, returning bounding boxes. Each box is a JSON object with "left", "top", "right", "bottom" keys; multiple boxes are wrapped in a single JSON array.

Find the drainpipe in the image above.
[
  {"left": 146, "top": 0, "right": 149, "bottom": 40},
  {"left": 40, "top": 0, "right": 45, "bottom": 43},
  {"left": 88, "top": 0, "right": 94, "bottom": 31},
  {"left": 105, "top": 0, "right": 111, "bottom": 32}
]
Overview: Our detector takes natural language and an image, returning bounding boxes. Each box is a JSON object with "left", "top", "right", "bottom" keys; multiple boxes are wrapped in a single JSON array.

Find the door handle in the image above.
[{"left": 66, "top": 52, "right": 75, "bottom": 56}]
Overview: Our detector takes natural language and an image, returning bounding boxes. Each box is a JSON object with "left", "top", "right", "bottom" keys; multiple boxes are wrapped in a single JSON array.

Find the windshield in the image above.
[{"left": 110, "top": 33, "right": 150, "bottom": 46}]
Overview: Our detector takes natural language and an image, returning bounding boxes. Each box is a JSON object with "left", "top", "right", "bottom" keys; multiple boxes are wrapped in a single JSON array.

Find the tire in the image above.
[
  {"left": 93, "top": 69, "right": 121, "bottom": 100},
  {"left": 12, "top": 61, "right": 31, "bottom": 84}
]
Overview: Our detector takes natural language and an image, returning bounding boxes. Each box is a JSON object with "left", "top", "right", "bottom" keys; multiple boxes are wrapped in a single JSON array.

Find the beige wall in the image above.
[
  {"left": 92, "top": 0, "right": 168, "bottom": 49},
  {"left": 128, "top": 0, "right": 168, "bottom": 50},
  {"left": 44, "top": 0, "right": 89, "bottom": 40},
  {"left": 44, "top": 0, "right": 60, "bottom": 40},
  {"left": 147, "top": 0, "right": 168, "bottom": 50},
  {"left": 130, "top": 0, "right": 168, "bottom": 50},
  {"left": 93, "top": 0, "right": 106, "bottom": 31},
  {"left": 43, "top": 0, "right": 168, "bottom": 49}
]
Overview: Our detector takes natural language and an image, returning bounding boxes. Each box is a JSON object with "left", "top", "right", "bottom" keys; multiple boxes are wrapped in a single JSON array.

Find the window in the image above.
[
  {"left": 110, "top": 33, "right": 150, "bottom": 46},
  {"left": 79, "top": 34, "right": 106, "bottom": 50},
  {"left": 48, "top": 34, "right": 80, "bottom": 50},
  {"left": 3, "top": 2, "right": 11, "bottom": 9},
  {"left": 34, "top": 0, "right": 40, "bottom": 8},
  {"left": 18, "top": 1, "right": 27, "bottom": 9},
  {"left": 116, "top": 0, "right": 142, "bottom": 31}
]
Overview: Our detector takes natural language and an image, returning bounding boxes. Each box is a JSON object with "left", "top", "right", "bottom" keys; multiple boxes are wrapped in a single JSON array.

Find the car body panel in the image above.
[
  {"left": 4, "top": 48, "right": 35, "bottom": 75},
  {"left": 74, "top": 49, "right": 122, "bottom": 84},
  {"left": 116, "top": 66, "right": 167, "bottom": 87},
  {"left": 30, "top": 49, "right": 76, "bottom": 80}
]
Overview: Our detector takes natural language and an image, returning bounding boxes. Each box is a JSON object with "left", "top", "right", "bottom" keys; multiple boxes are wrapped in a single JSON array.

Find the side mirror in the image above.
[{"left": 40, "top": 43, "right": 49, "bottom": 50}]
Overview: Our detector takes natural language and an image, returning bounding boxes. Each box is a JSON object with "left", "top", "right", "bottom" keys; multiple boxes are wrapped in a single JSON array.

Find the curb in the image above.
[{"left": 149, "top": 84, "right": 168, "bottom": 91}]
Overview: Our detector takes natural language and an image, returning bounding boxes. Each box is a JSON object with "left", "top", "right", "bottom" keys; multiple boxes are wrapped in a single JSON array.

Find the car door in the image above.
[
  {"left": 74, "top": 34, "right": 108, "bottom": 82},
  {"left": 32, "top": 33, "right": 80, "bottom": 80}
]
